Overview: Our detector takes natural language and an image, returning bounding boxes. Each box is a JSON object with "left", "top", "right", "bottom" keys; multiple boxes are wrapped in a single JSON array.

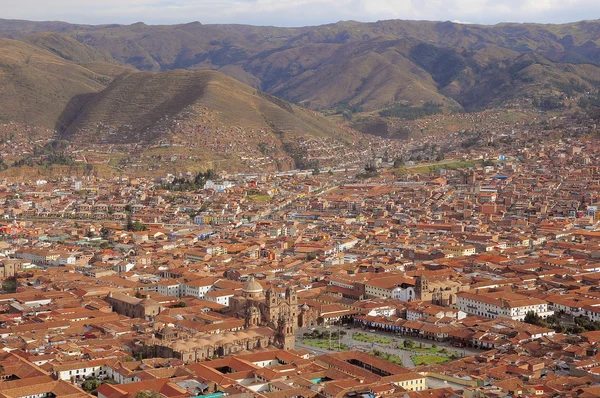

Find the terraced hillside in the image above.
[{"left": 61, "top": 69, "right": 352, "bottom": 144}]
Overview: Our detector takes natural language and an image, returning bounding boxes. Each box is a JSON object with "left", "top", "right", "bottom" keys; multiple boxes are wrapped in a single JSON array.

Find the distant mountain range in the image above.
[{"left": 0, "top": 18, "right": 599, "bottom": 160}]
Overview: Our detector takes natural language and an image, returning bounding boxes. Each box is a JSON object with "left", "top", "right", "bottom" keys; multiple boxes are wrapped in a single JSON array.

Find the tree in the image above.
[
  {"left": 312, "top": 166, "right": 320, "bottom": 175},
  {"left": 126, "top": 215, "right": 148, "bottom": 232},
  {"left": 82, "top": 379, "right": 100, "bottom": 392},
  {"left": 136, "top": 391, "right": 162, "bottom": 398},
  {"left": 524, "top": 310, "right": 540, "bottom": 325},
  {"left": 403, "top": 339, "right": 414, "bottom": 349},
  {"left": 175, "top": 301, "right": 188, "bottom": 308},
  {"left": 99, "top": 242, "right": 110, "bottom": 249}
]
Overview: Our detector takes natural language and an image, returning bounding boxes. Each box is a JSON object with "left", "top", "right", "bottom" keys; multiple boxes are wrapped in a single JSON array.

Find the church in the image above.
[
  {"left": 145, "top": 278, "right": 298, "bottom": 362},
  {"left": 228, "top": 277, "right": 297, "bottom": 351}
]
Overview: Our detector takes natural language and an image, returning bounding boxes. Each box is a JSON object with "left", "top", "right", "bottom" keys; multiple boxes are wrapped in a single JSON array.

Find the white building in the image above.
[
  {"left": 456, "top": 291, "right": 553, "bottom": 321},
  {"left": 54, "top": 359, "right": 107, "bottom": 382},
  {"left": 204, "top": 289, "right": 236, "bottom": 306},
  {"left": 157, "top": 280, "right": 182, "bottom": 297},
  {"left": 182, "top": 277, "right": 218, "bottom": 298},
  {"left": 392, "top": 285, "right": 416, "bottom": 302},
  {"left": 204, "top": 180, "right": 234, "bottom": 191}
]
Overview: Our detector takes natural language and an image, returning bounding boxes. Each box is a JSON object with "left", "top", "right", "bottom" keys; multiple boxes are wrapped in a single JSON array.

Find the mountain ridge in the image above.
[{"left": 1, "top": 17, "right": 596, "bottom": 112}]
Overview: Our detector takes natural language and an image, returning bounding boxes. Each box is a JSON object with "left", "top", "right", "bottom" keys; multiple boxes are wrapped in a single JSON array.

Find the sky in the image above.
[{"left": 1, "top": 0, "right": 599, "bottom": 26}]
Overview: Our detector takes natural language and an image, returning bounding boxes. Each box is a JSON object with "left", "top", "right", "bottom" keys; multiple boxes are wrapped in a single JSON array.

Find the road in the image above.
[{"left": 296, "top": 325, "right": 481, "bottom": 369}]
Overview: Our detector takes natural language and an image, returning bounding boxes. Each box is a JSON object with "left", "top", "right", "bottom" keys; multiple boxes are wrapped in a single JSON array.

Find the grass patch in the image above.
[
  {"left": 248, "top": 194, "right": 271, "bottom": 203},
  {"left": 304, "top": 340, "right": 348, "bottom": 351},
  {"left": 412, "top": 355, "right": 452, "bottom": 366},
  {"left": 370, "top": 350, "right": 403, "bottom": 366},
  {"left": 353, "top": 333, "right": 394, "bottom": 344}
]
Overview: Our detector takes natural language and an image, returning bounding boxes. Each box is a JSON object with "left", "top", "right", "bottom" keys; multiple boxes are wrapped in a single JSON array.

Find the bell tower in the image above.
[
  {"left": 245, "top": 305, "right": 260, "bottom": 328},
  {"left": 285, "top": 286, "right": 297, "bottom": 304},
  {"left": 266, "top": 288, "right": 279, "bottom": 324},
  {"left": 416, "top": 274, "right": 429, "bottom": 300},
  {"left": 277, "top": 315, "right": 295, "bottom": 350}
]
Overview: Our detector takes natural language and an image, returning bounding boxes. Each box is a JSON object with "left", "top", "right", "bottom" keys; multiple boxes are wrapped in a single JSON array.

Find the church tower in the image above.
[
  {"left": 285, "top": 286, "right": 298, "bottom": 326},
  {"left": 245, "top": 305, "right": 260, "bottom": 328},
  {"left": 277, "top": 315, "right": 295, "bottom": 350},
  {"left": 266, "top": 288, "right": 279, "bottom": 324},
  {"left": 285, "top": 286, "right": 297, "bottom": 305},
  {"left": 415, "top": 274, "right": 429, "bottom": 301}
]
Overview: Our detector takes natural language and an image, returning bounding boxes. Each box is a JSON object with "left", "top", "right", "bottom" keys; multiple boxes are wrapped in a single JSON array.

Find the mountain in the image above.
[
  {"left": 0, "top": 38, "right": 127, "bottom": 129},
  {"left": 61, "top": 69, "right": 353, "bottom": 144},
  {"left": 23, "top": 32, "right": 117, "bottom": 64},
  {"left": 1, "top": 18, "right": 599, "bottom": 113},
  {"left": 57, "top": 69, "right": 369, "bottom": 172},
  {"left": 0, "top": 18, "right": 599, "bottom": 150}
]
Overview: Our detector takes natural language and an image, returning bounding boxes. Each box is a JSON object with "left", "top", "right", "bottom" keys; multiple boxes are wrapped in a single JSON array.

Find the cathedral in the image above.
[
  {"left": 144, "top": 278, "right": 299, "bottom": 362},
  {"left": 229, "top": 277, "right": 298, "bottom": 350}
]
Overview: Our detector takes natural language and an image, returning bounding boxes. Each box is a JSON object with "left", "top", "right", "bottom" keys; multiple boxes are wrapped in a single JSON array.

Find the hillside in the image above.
[
  {"left": 1, "top": 18, "right": 598, "bottom": 113},
  {"left": 0, "top": 17, "right": 598, "bottom": 150},
  {"left": 0, "top": 38, "right": 122, "bottom": 129},
  {"left": 23, "top": 32, "right": 117, "bottom": 64},
  {"left": 58, "top": 69, "right": 370, "bottom": 172},
  {"left": 62, "top": 69, "right": 350, "bottom": 142}
]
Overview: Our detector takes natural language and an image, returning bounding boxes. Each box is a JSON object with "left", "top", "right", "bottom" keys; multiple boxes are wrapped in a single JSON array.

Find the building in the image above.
[
  {"left": 415, "top": 274, "right": 469, "bottom": 306},
  {"left": 105, "top": 292, "right": 162, "bottom": 320},
  {"left": 457, "top": 291, "right": 553, "bottom": 321},
  {"left": 229, "top": 277, "right": 297, "bottom": 350}
]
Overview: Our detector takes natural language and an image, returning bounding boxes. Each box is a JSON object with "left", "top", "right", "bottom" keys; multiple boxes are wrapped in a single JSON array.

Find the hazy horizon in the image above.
[{"left": 2, "top": 0, "right": 599, "bottom": 28}]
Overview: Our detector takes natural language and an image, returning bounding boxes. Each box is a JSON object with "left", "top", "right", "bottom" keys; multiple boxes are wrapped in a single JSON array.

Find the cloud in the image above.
[{"left": 1, "top": 0, "right": 599, "bottom": 26}]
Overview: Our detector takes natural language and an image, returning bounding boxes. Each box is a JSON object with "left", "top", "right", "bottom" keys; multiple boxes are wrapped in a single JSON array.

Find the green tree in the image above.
[
  {"left": 136, "top": 391, "right": 162, "bottom": 398},
  {"left": 82, "top": 379, "right": 100, "bottom": 392}
]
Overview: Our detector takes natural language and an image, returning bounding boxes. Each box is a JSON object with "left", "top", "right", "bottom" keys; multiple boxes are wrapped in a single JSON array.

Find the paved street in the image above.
[{"left": 296, "top": 325, "right": 481, "bottom": 369}]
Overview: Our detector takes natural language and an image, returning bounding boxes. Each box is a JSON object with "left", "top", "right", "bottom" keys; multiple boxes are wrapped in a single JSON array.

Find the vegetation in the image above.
[
  {"left": 82, "top": 379, "right": 101, "bottom": 392},
  {"left": 352, "top": 333, "right": 394, "bottom": 344},
  {"left": 409, "top": 43, "right": 466, "bottom": 87},
  {"left": 579, "top": 92, "right": 600, "bottom": 110},
  {"left": 412, "top": 355, "right": 452, "bottom": 366},
  {"left": 379, "top": 102, "right": 443, "bottom": 120},
  {"left": 13, "top": 141, "right": 75, "bottom": 168},
  {"left": 303, "top": 329, "right": 346, "bottom": 340},
  {"left": 370, "top": 350, "right": 403, "bottom": 365},
  {"left": 81, "top": 377, "right": 117, "bottom": 394},
  {"left": 126, "top": 216, "right": 148, "bottom": 232},
  {"left": 1, "top": 277, "right": 16, "bottom": 293},
  {"left": 135, "top": 391, "right": 162, "bottom": 398},
  {"left": 248, "top": 194, "right": 271, "bottom": 203},
  {"left": 303, "top": 340, "right": 349, "bottom": 351},
  {"left": 523, "top": 310, "right": 596, "bottom": 334},
  {"left": 157, "top": 169, "right": 218, "bottom": 191}
]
